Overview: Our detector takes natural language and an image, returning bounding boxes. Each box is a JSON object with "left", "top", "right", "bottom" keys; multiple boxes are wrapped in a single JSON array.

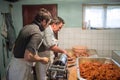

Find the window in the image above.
[{"left": 83, "top": 4, "right": 120, "bottom": 29}]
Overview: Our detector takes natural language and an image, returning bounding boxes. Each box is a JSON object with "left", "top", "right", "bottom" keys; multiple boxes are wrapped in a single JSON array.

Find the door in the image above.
[{"left": 22, "top": 4, "right": 57, "bottom": 26}]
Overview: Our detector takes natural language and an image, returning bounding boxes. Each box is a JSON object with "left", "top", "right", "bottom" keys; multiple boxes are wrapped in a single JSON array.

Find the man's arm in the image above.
[
  {"left": 24, "top": 49, "right": 49, "bottom": 64},
  {"left": 24, "top": 32, "right": 49, "bottom": 63},
  {"left": 50, "top": 45, "right": 71, "bottom": 57}
]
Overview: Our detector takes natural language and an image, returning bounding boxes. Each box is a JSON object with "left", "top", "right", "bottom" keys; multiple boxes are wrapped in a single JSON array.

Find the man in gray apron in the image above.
[
  {"left": 36, "top": 17, "right": 71, "bottom": 80},
  {"left": 7, "top": 8, "right": 52, "bottom": 80}
]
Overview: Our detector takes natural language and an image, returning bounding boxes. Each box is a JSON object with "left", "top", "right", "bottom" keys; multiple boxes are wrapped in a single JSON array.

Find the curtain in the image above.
[{"left": 4, "top": 13, "right": 16, "bottom": 51}]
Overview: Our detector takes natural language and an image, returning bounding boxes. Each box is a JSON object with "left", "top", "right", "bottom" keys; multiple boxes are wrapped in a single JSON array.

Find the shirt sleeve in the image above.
[
  {"left": 26, "top": 33, "right": 43, "bottom": 54},
  {"left": 43, "top": 26, "right": 56, "bottom": 49}
]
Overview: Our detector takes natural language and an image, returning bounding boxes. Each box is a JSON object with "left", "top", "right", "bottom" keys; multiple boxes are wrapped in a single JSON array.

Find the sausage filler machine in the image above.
[{"left": 46, "top": 54, "right": 69, "bottom": 80}]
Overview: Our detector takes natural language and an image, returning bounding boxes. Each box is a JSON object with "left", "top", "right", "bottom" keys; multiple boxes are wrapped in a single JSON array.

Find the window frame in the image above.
[{"left": 82, "top": 4, "right": 120, "bottom": 29}]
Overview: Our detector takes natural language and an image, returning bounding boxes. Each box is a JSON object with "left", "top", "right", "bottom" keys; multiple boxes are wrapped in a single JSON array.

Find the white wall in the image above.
[
  {"left": 59, "top": 28, "right": 120, "bottom": 57},
  {"left": 1, "top": 0, "right": 119, "bottom": 36}
]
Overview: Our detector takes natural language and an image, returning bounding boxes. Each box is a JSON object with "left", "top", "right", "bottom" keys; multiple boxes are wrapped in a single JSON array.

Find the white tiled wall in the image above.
[{"left": 58, "top": 28, "right": 120, "bottom": 57}]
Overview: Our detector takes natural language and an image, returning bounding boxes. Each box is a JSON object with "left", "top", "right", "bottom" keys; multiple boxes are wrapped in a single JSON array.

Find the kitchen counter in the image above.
[
  {"left": 67, "top": 50, "right": 120, "bottom": 80},
  {"left": 66, "top": 49, "right": 98, "bottom": 57},
  {"left": 68, "top": 66, "right": 77, "bottom": 80},
  {"left": 87, "top": 49, "right": 98, "bottom": 57},
  {"left": 67, "top": 49, "right": 98, "bottom": 80}
]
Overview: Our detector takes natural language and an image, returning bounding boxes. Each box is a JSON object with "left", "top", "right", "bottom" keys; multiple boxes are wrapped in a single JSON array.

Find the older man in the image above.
[{"left": 36, "top": 17, "right": 70, "bottom": 80}]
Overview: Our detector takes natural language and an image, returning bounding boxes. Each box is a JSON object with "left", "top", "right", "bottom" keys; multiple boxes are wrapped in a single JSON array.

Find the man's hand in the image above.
[
  {"left": 40, "top": 57, "right": 49, "bottom": 64},
  {"left": 63, "top": 50, "right": 71, "bottom": 58},
  {"left": 24, "top": 49, "right": 49, "bottom": 63}
]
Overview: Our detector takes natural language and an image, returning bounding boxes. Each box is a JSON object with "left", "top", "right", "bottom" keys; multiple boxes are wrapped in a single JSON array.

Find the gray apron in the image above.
[
  {"left": 36, "top": 39, "right": 58, "bottom": 80},
  {"left": 7, "top": 57, "right": 34, "bottom": 80},
  {"left": 6, "top": 32, "right": 44, "bottom": 80},
  {"left": 36, "top": 26, "right": 59, "bottom": 80}
]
